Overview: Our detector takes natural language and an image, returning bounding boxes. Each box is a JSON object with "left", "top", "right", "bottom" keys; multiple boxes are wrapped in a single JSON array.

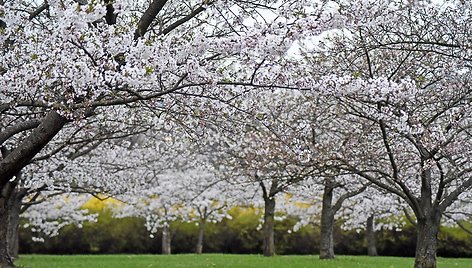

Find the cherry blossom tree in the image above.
[
  {"left": 177, "top": 171, "right": 253, "bottom": 254},
  {"left": 217, "top": 88, "right": 327, "bottom": 257},
  {"left": 282, "top": 175, "right": 368, "bottom": 259},
  {"left": 340, "top": 187, "right": 405, "bottom": 256},
  {"left": 317, "top": 175, "right": 368, "bottom": 259},
  {"left": 297, "top": 2, "right": 472, "bottom": 267},
  {"left": 115, "top": 179, "right": 190, "bottom": 255}
]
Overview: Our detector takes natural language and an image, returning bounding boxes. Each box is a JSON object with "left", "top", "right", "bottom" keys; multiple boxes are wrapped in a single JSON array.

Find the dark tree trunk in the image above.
[
  {"left": 320, "top": 179, "right": 335, "bottom": 259},
  {"left": 8, "top": 188, "right": 24, "bottom": 259},
  {"left": 366, "top": 214, "right": 378, "bottom": 256},
  {"left": 414, "top": 215, "right": 440, "bottom": 268},
  {"left": 412, "top": 164, "right": 442, "bottom": 268},
  {"left": 161, "top": 224, "right": 171, "bottom": 255},
  {"left": 0, "top": 187, "right": 13, "bottom": 268},
  {"left": 262, "top": 197, "right": 276, "bottom": 257},
  {"left": 195, "top": 219, "right": 206, "bottom": 254},
  {"left": 0, "top": 111, "right": 67, "bottom": 265},
  {"left": 319, "top": 211, "right": 335, "bottom": 259}
]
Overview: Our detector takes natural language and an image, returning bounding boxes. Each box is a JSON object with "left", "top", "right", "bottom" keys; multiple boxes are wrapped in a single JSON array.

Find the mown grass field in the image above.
[{"left": 15, "top": 254, "right": 472, "bottom": 268}]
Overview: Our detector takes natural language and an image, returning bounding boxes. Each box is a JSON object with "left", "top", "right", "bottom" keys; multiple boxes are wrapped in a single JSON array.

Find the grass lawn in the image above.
[{"left": 15, "top": 254, "right": 471, "bottom": 268}]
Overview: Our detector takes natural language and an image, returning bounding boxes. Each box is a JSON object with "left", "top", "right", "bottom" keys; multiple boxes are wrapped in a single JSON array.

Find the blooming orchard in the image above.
[{"left": 1, "top": 1, "right": 471, "bottom": 268}]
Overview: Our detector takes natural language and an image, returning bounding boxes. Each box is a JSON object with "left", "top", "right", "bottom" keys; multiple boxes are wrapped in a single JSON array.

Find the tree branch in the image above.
[
  {"left": 259, "top": 178, "right": 268, "bottom": 201},
  {"left": 0, "top": 111, "right": 68, "bottom": 188},
  {"left": 160, "top": 3, "right": 207, "bottom": 36},
  {"left": 439, "top": 177, "right": 472, "bottom": 213},
  {"left": 377, "top": 109, "right": 422, "bottom": 218},
  {"left": 0, "top": 119, "right": 42, "bottom": 145},
  {"left": 333, "top": 183, "right": 369, "bottom": 212},
  {"left": 443, "top": 214, "right": 472, "bottom": 236},
  {"left": 29, "top": 2, "right": 49, "bottom": 20},
  {"left": 134, "top": 0, "right": 169, "bottom": 40},
  {"left": 403, "top": 207, "right": 417, "bottom": 226}
]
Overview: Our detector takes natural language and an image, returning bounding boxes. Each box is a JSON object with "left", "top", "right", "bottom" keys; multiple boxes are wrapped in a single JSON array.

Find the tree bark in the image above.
[
  {"left": 195, "top": 219, "right": 206, "bottom": 254},
  {"left": 262, "top": 197, "right": 276, "bottom": 257},
  {"left": 412, "top": 164, "right": 442, "bottom": 268},
  {"left": 0, "top": 211, "right": 13, "bottom": 268},
  {"left": 0, "top": 185, "right": 13, "bottom": 268},
  {"left": 7, "top": 188, "right": 25, "bottom": 259},
  {"left": 320, "top": 179, "right": 335, "bottom": 259},
  {"left": 366, "top": 214, "right": 378, "bottom": 256},
  {"left": 414, "top": 216, "right": 440, "bottom": 268},
  {"left": 161, "top": 224, "right": 171, "bottom": 255}
]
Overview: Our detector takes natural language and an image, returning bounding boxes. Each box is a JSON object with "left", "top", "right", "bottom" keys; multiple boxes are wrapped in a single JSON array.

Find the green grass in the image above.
[{"left": 15, "top": 254, "right": 472, "bottom": 268}]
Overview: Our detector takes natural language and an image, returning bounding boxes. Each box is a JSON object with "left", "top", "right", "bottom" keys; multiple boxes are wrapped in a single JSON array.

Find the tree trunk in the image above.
[
  {"left": 319, "top": 211, "right": 335, "bottom": 259},
  {"left": 320, "top": 179, "right": 335, "bottom": 259},
  {"left": 195, "top": 219, "right": 206, "bottom": 254},
  {"left": 0, "top": 195, "right": 13, "bottom": 268},
  {"left": 161, "top": 224, "right": 171, "bottom": 255},
  {"left": 414, "top": 216, "right": 440, "bottom": 268},
  {"left": 262, "top": 197, "right": 276, "bottom": 257},
  {"left": 366, "top": 214, "right": 378, "bottom": 256},
  {"left": 7, "top": 188, "right": 24, "bottom": 259}
]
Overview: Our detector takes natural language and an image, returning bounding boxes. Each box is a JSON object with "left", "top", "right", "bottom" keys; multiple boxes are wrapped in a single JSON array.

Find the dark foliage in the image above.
[{"left": 19, "top": 210, "right": 472, "bottom": 257}]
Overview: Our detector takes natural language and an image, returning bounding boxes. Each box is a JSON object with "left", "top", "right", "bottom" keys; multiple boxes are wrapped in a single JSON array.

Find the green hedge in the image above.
[{"left": 19, "top": 208, "right": 472, "bottom": 257}]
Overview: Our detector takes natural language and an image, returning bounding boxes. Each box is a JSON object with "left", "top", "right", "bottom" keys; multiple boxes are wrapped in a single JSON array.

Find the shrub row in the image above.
[{"left": 19, "top": 208, "right": 472, "bottom": 257}]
